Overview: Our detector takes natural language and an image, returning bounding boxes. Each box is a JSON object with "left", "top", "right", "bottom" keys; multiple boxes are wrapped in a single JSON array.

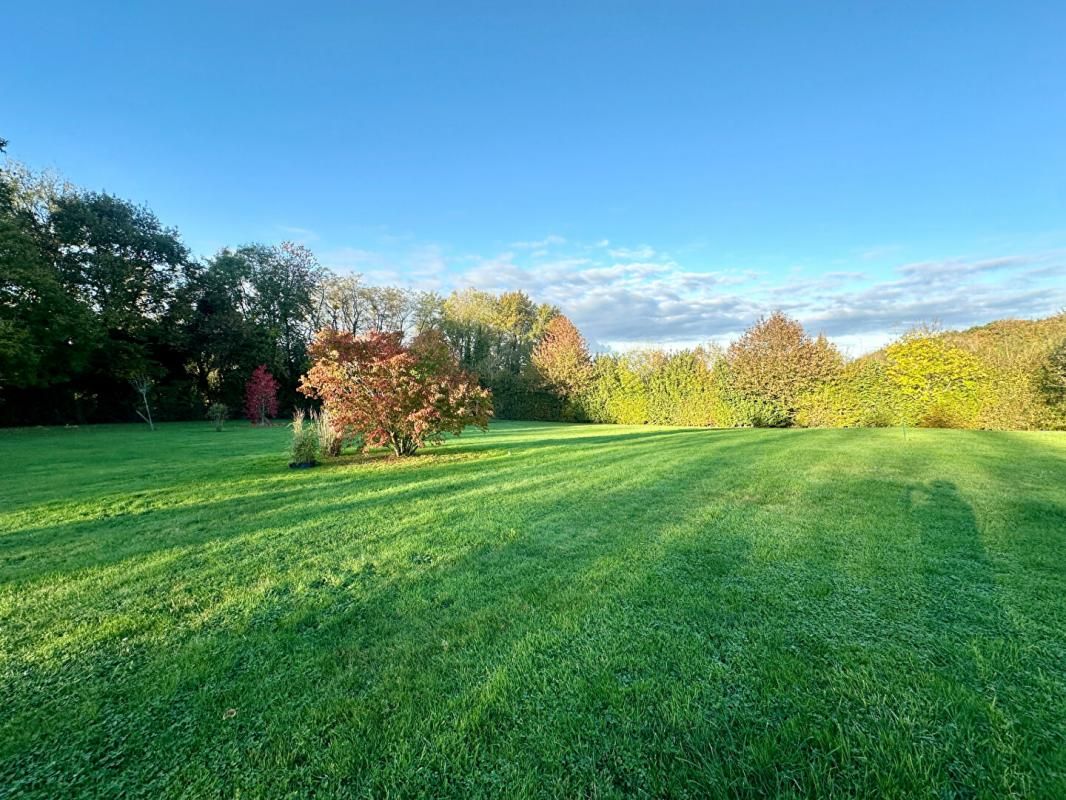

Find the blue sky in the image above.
[{"left": 4, "top": 1, "right": 1065, "bottom": 352}]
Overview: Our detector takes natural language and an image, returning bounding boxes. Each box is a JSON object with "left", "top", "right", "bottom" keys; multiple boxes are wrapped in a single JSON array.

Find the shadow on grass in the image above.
[
  {"left": 3, "top": 428, "right": 1064, "bottom": 797},
  {"left": 0, "top": 426, "right": 774, "bottom": 584},
  {"left": 1, "top": 438, "right": 772, "bottom": 796}
]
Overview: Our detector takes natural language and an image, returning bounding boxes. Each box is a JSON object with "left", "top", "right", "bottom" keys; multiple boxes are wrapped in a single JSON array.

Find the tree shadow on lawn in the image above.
[
  {"left": 886, "top": 478, "right": 1035, "bottom": 797},
  {"left": 381, "top": 459, "right": 1058, "bottom": 796},
  {"left": 1, "top": 430, "right": 775, "bottom": 797},
  {"left": 963, "top": 430, "right": 1066, "bottom": 531},
  {"left": 0, "top": 426, "right": 774, "bottom": 685},
  {"left": 468, "top": 468, "right": 1045, "bottom": 796},
  {"left": 739, "top": 464, "right": 1061, "bottom": 798},
  {"left": 464, "top": 425, "right": 754, "bottom": 453},
  {"left": 915, "top": 432, "right": 1066, "bottom": 616},
  {"left": 8, "top": 429, "right": 1061, "bottom": 796},
  {"left": 0, "top": 426, "right": 761, "bottom": 584},
  {"left": 462, "top": 474, "right": 1059, "bottom": 798},
  {"left": 1, "top": 430, "right": 879, "bottom": 797}
]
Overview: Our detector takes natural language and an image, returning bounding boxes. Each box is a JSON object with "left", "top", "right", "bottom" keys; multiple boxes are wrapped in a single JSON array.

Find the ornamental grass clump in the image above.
[
  {"left": 289, "top": 409, "right": 320, "bottom": 467},
  {"left": 313, "top": 407, "right": 343, "bottom": 457}
]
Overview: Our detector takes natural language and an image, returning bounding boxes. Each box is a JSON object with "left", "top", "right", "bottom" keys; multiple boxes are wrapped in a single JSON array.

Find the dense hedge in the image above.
[
  {"left": 568, "top": 314, "right": 1066, "bottom": 431},
  {"left": 487, "top": 372, "right": 562, "bottom": 421}
]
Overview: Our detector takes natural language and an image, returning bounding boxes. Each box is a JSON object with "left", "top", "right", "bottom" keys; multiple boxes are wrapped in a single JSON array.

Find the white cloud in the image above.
[
  {"left": 607, "top": 244, "right": 656, "bottom": 260},
  {"left": 318, "top": 237, "right": 1066, "bottom": 355},
  {"left": 509, "top": 234, "right": 566, "bottom": 249}
]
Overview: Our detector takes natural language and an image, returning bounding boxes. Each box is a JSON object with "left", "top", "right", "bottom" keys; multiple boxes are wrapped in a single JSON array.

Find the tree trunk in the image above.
[
  {"left": 131, "top": 378, "right": 154, "bottom": 431},
  {"left": 389, "top": 433, "right": 418, "bottom": 457}
]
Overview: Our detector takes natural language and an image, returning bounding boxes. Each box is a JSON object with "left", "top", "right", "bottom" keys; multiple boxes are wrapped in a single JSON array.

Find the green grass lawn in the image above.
[{"left": 1, "top": 421, "right": 1064, "bottom": 798}]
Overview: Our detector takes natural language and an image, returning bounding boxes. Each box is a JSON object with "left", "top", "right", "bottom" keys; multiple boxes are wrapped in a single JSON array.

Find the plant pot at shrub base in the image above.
[{"left": 288, "top": 460, "right": 318, "bottom": 469}]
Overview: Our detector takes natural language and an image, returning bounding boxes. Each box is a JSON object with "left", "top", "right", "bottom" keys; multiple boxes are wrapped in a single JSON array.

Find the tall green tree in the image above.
[
  {"left": 52, "top": 192, "right": 189, "bottom": 367},
  {"left": 0, "top": 172, "right": 93, "bottom": 393},
  {"left": 181, "top": 249, "right": 259, "bottom": 406},
  {"left": 240, "top": 241, "right": 325, "bottom": 403},
  {"left": 441, "top": 289, "right": 500, "bottom": 373}
]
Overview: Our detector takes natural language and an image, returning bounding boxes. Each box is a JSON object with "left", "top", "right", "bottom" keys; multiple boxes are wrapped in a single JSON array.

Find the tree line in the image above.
[
  {"left": 539, "top": 311, "right": 1066, "bottom": 430},
  {"left": 0, "top": 153, "right": 566, "bottom": 425},
  {"left": 3, "top": 145, "right": 1064, "bottom": 430}
]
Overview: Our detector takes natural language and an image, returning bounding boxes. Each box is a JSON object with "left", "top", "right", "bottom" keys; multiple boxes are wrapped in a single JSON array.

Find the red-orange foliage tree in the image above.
[
  {"left": 299, "top": 329, "right": 493, "bottom": 456},
  {"left": 244, "top": 364, "right": 279, "bottom": 425},
  {"left": 531, "top": 314, "right": 592, "bottom": 399}
]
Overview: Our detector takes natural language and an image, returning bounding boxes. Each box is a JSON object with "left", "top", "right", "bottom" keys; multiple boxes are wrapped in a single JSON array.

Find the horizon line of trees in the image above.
[
  {"left": 3, "top": 144, "right": 1065, "bottom": 430},
  {"left": 535, "top": 311, "right": 1066, "bottom": 431}
]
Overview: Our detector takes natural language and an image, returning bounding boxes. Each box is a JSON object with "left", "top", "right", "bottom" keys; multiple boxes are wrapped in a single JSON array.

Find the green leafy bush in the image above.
[
  {"left": 206, "top": 402, "right": 228, "bottom": 432},
  {"left": 796, "top": 359, "right": 895, "bottom": 428},
  {"left": 884, "top": 335, "right": 988, "bottom": 428},
  {"left": 645, "top": 349, "right": 722, "bottom": 426},
  {"left": 579, "top": 355, "right": 649, "bottom": 424},
  {"left": 1038, "top": 337, "right": 1066, "bottom": 418},
  {"left": 722, "top": 396, "right": 790, "bottom": 428}
]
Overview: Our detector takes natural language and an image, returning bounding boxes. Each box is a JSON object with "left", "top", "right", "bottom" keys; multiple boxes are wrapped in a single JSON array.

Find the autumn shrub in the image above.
[
  {"left": 726, "top": 311, "right": 842, "bottom": 424},
  {"left": 531, "top": 315, "right": 591, "bottom": 421},
  {"left": 299, "top": 328, "right": 492, "bottom": 456}
]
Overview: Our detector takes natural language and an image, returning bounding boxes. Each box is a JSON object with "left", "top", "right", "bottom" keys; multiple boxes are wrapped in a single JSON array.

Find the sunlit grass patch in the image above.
[{"left": 1, "top": 421, "right": 1064, "bottom": 798}]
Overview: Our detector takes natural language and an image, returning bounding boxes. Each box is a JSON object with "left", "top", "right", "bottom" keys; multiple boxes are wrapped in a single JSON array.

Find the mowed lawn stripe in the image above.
[{"left": 1, "top": 422, "right": 1064, "bottom": 798}]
